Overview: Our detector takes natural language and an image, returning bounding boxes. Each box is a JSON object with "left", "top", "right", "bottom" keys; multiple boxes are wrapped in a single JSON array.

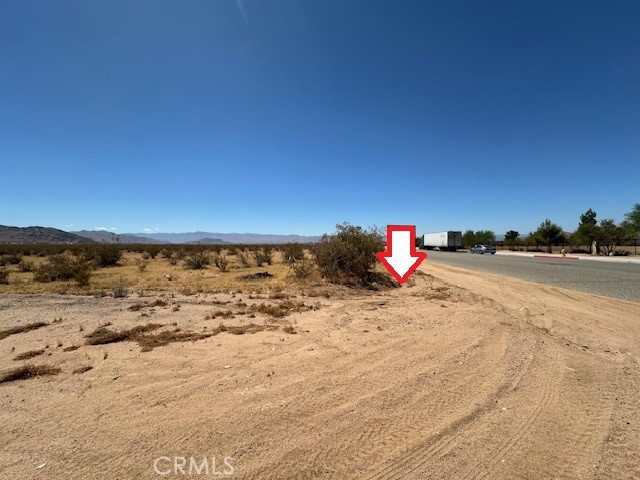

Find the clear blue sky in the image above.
[{"left": 1, "top": 0, "right": 638, "bottom": 236}]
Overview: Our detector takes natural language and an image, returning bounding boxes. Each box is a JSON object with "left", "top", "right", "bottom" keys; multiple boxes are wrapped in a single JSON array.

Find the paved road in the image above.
[{"left": 423, "top": 250, "right": 640, "bottom": 303}]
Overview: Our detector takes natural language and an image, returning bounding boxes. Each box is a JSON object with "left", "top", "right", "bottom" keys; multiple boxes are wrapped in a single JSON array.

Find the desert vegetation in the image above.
[{"left": 0, "top": 223, "right": 400, "bottom": 294}]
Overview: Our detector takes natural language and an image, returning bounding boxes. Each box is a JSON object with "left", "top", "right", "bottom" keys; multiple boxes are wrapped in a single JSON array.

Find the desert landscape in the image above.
[{"left": 2, "top": 250, "right": 639, "bottom": 479}]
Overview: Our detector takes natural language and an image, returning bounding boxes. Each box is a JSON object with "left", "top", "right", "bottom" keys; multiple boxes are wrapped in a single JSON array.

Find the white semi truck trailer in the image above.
[{"left": 421, "top": 231, "right": 462, "bottom": 251}]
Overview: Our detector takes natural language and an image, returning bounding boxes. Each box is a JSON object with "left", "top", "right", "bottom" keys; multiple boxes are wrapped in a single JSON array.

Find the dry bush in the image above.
[
  {"left": 184, "top": 250, "right": 210, "bottom": 270},
  {"left": 17, "top": 260, "right": 34, "bottom": 272},
  {"left": 112, "top": 278, "right": 129, "bottom": 298},
  {"left": 86, "top": 243, "right": 123, "bottom": 267},
  {"left": 254, "top": 248, "right": 273, "bottom": 266},
  {"left": 143, "top": 245, "right": 162, "bottom": 259},
  {"left": 0, "top": 321, "right": 48, "bottom": 340},
  {"left": 63, "top": 345, "right": 81, "bottom": 352},
  {"left": 13, "top": 349, "right": 45, "bottom": 361},
  {"left": 0, "top": 364, "right": 61, "bottom": 383},
  {"left": 212, "top": 252, "right": 230, "bottom": 272},
  {"left": 0, "top": 253, "right": 22, "bottom": 266},
  {"left": 33, "top": 254, "right": 92, "bottom": 285},
  {"left": 0, "top": 268, "right": 8, "bottom": 285},
  {"left": 135, "top": 258, "right": 149, "bottom": 272},
  {"left": 315, "top": 223, "right": 385, "bottom": 286},
  {"left": 236, "top": 249, "right": 253, "bottom": 268},
  {"left": 281, "top": 243, "right": 305, "bottom": 265}
]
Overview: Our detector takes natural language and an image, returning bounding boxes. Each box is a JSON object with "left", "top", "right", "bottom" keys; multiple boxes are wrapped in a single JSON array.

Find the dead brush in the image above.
[
  {"left": 13, "top": 349, "right": 45, "bottom": 361},
  {"left": 84, "top": 323, "right": 211, "bottom": 352},
  {"left": 135, "top": 329, "right": 213, "bottom": 352},
  {"left": 128, "top": 299, "right": 168, "bottom": 311},
  {"left": 213, "top": 323, "right": 279, "bottom": 335},
  {"left": 84, "top": 324, "right": 163, "bottom": 345},
  {"left": 0, "top": 322, "right": 48, "bottom": 340},
  {"left": 0, "top": 364, "right": 61, "bottom": 383},
  {"left": 212, "top": 252, "right": 231, "bottom": 272},
  {"left": 236, "top": 249, "right": 253, "bottom": 268},
  {"left": 205, "top": 309, "right": 236, "bottom": 320},
  {"left": 251, "top": 299, "right": 313, "bottom": 318}
]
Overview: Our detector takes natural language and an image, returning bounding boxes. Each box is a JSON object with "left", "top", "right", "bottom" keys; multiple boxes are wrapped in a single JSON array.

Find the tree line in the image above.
[{"left": 464, "top": 203, "right": 640, "bottom": 255}]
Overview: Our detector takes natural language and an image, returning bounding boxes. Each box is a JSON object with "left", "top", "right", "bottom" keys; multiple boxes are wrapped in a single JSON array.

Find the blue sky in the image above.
[{"left": 1, "top": 0, "right": 638, "bottom": 236}]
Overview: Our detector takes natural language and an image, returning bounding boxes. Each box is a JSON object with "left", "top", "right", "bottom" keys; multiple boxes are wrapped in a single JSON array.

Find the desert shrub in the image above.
[
  {"left": 212, "top": 252, "right": 230, "bottom": 272},
  {"left": 17, "top": 260, "right": 34, "bottom": 272},
  {"left": 33, "top": 254, "right": 92, "bottom": 285},
  {"left": 112, "top": 278, "right": 129, "bottom": 298},
  {"left": 0, "top": 268, "right": 9, "bottom": 285},
  {"left": 141, "top": 251, "right": 151, "bottom": 260},
  {"left": 136, "top": 258, "right": 149, "bottom": 272},
  {"left": 254, "top": 248, "right": 273, "bottom": 267},
  {"left": 183, "top": 250, "right": 210, "bottom": 270},
  {"left": 143, "top": 245, "right": 162, "bottom": 259},
  {"left": 290, "top": 257, "right": 314, "bottom": 279},
  {"left": 281, "top": 243, "right": 305, "bottom": 265},
  {"left": 314, "top": 223, "right": 384, "bottom": 285},
  {"left": 73, "top": 265, "right": 92, "bottom": 286},
  {"left": 0, "top": 253, "right": 22, "bottom": 266},
  {"left": 88, "top": 244, "right": 123, "bottom": 268},
  {"left": 236, "top": 249, "right": 253, "bottom": 268}
]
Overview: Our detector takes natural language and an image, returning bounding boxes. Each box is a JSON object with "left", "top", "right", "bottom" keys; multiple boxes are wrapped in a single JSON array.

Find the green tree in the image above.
[
  {"left": 623, "top": 203, "right": 640, "bottom": 255},
  {"left": 597, "top": 219, "right": 624, "bottom": 256},
  {"left": 504, "top": 230, "right": 520, "bottom": 249},
  {"left": 534, "top": 219, "right": 565, "bottom": 253},
  {"left": 462, "top": 230, "right": 477, "bottom": 248},
  {"left": 575, "top": 208, "right": 599, "bottom": 253},
  {"left": 475, "top": 230, "right": 496, "bottom": 245}
]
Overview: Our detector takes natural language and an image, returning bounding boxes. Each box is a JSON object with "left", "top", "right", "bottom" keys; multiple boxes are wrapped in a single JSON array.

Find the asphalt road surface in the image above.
[{"left": 423, "top": 250, "right": 640, "bottom": 303}]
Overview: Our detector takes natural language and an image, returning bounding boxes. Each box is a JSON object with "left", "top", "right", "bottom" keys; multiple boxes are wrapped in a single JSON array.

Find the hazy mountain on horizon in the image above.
[
  {"left": 0, "top": 225, "right": 94, "bottom": 244},
  {"left": 72, "top": 230, "right": 165, "bottom": 244},
  {"left": 133, "top": 231, "right": 321, "bottom": 244}
]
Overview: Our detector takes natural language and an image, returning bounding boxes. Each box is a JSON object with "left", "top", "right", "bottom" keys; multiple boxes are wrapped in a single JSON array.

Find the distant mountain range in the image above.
[
  {"left": 0, "top": 225, "right": 320, "bottom": 245},
  {"left": 132, "top": 232, "right": 321, "bottom": 244},
  {"left": 71, "top": 230, "right": 164, "bottom": 244},
  {"left": 0, "top": 225, "right": 94, "bottom": 244}
]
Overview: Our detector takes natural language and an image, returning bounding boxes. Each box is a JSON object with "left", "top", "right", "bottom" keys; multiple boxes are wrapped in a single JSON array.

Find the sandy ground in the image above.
[{"left": 1, "top": 263, "right": 639, "bottom": 479}]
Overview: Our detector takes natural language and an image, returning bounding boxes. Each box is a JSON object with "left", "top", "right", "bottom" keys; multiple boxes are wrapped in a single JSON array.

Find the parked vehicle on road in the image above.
[
  {"left": 421, "top": 231, "right": 462, "bottom": 251},
  {"left": 470, "top": 244, "right": 496, "bottom": 254}
]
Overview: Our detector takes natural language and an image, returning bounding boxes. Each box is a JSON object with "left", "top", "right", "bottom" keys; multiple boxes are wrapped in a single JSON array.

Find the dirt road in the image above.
[{"left": 1, "top": 264, "right": 639, "bottom": 479}]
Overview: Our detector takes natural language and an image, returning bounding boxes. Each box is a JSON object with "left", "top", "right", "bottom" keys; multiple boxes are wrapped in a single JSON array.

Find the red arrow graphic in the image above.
[{"left": 376, "top": 225, "right": 427, "bottom": 284}]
